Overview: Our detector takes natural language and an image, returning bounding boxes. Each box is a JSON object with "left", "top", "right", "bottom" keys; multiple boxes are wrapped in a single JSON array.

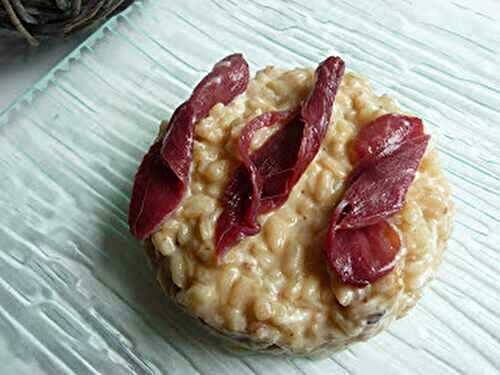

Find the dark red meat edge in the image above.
[
  {"left": 326, "top": 114, "right": 430, "bottom": 286},
  {"left": 128, "top": 54, "right": 249, "bottom": 239},
  {"left": 215, "top": 56, "right": 345, "bottom": 260}
]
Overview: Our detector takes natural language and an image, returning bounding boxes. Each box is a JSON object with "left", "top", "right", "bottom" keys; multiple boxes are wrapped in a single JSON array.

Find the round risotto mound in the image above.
[{"left": 144, "top": 66, "right": 454, "bottom": 356}]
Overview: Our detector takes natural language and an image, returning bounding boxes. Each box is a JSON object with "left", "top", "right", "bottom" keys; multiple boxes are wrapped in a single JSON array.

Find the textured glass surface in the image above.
[{"left": 1, "top": 1, "right": 499, "bottom": 374}]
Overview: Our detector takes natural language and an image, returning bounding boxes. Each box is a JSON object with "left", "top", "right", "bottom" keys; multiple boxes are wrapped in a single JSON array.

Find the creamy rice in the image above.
[{"left": 146, "top": 66, "right": 454, "bottom": 355}]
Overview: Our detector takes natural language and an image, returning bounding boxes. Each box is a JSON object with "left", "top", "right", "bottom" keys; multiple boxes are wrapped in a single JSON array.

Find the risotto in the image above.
[{"left": 139, "top": 64, "right": 454, "bottom": 355}]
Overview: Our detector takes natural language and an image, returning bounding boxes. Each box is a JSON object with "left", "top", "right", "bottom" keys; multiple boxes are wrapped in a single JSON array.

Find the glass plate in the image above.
[{"left": 1, "top": 1, "right": 499, "bottom": 374}]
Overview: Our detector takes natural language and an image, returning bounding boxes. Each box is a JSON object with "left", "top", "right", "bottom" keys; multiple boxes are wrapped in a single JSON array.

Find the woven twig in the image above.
[{"left": 0, "top": 0, "right": 134, "bottom": 45}]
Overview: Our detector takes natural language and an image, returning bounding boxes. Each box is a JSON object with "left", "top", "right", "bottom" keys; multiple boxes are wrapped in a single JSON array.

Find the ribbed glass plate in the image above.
[{"left": 1, "top": 1, "right": 499, "bottom": 374}]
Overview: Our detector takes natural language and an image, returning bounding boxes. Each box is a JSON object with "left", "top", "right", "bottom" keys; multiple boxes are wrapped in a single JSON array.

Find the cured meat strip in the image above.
[
  {"left": 326, "top": 220, "right": 401, "bottom": 286},
  {"left": 338, "top": 134, "right": 430, "bottom": 230},
  {"left": 128, "top": 142, "right": 184, "bottom": 239},
  {"left": 351, "top": 114, "right": 424, "bottom": 163},
  {"left": 215, "top": 56, "right": 345, "bottom": 259},
  {"left": 215, "top": 110, "right": 301, "bottom": 257},
  {"left": 326, "top": 114, "right": 429, "bottom": 286},
  {"left": 129, "top": 54, "right": 249, "bottom": 240},
  {"left": 161, "top": 54, "right": 250, "bottom": 180}
]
